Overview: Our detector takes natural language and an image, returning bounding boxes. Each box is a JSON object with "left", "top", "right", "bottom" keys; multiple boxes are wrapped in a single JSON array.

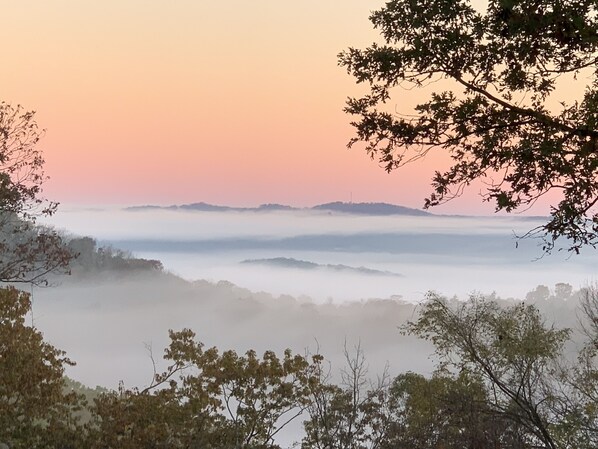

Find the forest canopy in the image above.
[{"left": 2, "top": 282, "right": 597, "bottom": 448}]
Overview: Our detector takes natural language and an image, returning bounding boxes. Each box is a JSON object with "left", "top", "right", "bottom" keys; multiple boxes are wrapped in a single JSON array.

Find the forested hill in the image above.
[
  {"left": 125, "top": 201, "right": 432, "bottom": 216},
  {"left": 65, "top": 236, "right": 164, "bottom": 276}
]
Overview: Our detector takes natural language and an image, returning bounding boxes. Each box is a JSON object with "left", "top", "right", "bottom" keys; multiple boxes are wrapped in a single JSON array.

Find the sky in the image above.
[{"left": 0, "top": 1, "right": 567, "bottom": 213}]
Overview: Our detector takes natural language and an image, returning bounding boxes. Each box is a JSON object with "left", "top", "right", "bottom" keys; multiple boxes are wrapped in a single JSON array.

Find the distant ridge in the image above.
[
  {"left": 312, "top": 201, "right": 431, "bottom": 216},
  {"left": 240, "top": 257, "right": 402, "bottom": 277},
  {"left": 179, "top": 202, "right": 232, "bottom": 212},
  {"left": 125, "top": 201, "right": 431, "bottom": 216}
]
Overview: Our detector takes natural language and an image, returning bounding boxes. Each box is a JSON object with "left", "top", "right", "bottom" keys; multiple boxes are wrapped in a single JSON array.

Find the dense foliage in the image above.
[
  {"left": 3, "top": 283, "right": 597, "bottom": 448},
  {"left": 89, "top": 328, "right": 322, "bottom": 449},
  {"left": 0, "top": 288, "right": 84, "bottom": 449},
  {"left": 405, "top": 293, "right": 598, "bottom": 449}
]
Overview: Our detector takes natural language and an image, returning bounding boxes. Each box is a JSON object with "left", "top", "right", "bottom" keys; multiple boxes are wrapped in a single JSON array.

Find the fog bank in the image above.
[{"left": 42, "top": 207, "right": 598, "bottom": 301}]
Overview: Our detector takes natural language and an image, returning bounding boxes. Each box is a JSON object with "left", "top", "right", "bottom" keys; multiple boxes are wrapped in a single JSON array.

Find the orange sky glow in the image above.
[{"left": 0, "top": 1, "right": 572, "bottom": 214}]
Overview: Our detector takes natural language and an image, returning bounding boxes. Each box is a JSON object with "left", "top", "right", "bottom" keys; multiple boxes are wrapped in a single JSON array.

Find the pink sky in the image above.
[{"left": 0, "top": 1, "right": 560, "bottom": 214}]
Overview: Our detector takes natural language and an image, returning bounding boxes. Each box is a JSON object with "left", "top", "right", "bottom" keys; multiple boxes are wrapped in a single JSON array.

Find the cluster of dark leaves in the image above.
[{"left": 340, "top": 0, "right": 598, "bottom": 253}]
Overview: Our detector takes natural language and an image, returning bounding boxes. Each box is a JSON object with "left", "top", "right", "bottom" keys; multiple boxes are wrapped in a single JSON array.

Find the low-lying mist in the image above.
[
  {"left": 31, "top": 272, "right": 432, "bottom": 390},
  {"left": 44, "top": 207, "right": 598, "bottom": 301},
  {"left": 30, "top": 206, "right": 597, "bottom": 392}
]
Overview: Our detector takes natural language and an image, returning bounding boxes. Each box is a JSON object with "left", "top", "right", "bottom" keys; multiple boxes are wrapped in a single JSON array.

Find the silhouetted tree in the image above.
[
  {"left": 340, "top": 0, "right": 598, "bottom": 252},
  {"left": 0, "top": 102, "right": 72, "bottom": 283},
  {"left": 302, "top": 344, "right": 391, "bottom": 449}
]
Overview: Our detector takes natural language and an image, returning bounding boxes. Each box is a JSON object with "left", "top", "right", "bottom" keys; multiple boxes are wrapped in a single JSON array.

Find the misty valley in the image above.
[
  {"left": 4, "top": 0, "right": 598, "bottom": 446},
  {"left": 37, "top": 204, "right": 596, "bottom": 379},
  {"left": 44, "top": 205, "right": 598, "bottom": 303},
  {"left": 10, "top": 203, "right": 592, "bottom": 447}
]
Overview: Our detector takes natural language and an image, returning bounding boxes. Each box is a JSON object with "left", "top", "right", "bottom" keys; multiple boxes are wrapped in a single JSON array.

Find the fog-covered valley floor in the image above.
[
  {"left": 32, "top": 272, "right": 433, "bottom": 390},
  {"left": 34, "top": 206, "right": 597, "bottom": 391}
]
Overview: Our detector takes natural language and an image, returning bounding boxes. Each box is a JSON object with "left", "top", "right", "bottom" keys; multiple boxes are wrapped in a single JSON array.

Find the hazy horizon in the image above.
[
  {"left": 41, "top": 206, "right": 597, "bottom": 303},
  {"left": 0, "top": 2, "right": 577, "bottom": 217}
]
